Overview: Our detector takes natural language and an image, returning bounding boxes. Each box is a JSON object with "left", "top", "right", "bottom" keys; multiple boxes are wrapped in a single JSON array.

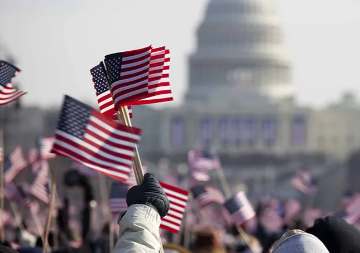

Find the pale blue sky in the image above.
[{"left": 1, "top": 0, "right": 360, "bottom": 108}]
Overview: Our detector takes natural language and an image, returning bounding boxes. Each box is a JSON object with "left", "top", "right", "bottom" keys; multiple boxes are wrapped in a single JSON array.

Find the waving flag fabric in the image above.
[
  {"left": 39, "top": 137, "right": 56, "bottom": 159},
  {"left": 71, "top": 162, "right": 99, "bottom": 177},
  {"left": 291, "top": 169, "right": 318, "bottom": 196},
  {"left": 109, "top": 182, "right": 128, "bottom": 214},
  {"left": 104, "top": 46, "right": 152, "bottom": 107},
  {"left": 4, "top": 146, "right": 27, "bottom": 184},
  {"left": 160, "top": 182, "right": 189, "bottom": 233},
  {"left": 90, "top": 64, "right": 133, "bottom": 120},
  {"left": 51, "top": 95, "right": 141, "bottom": 182},
  {"left": 0, "top": 84, "right": 26, "bottom": 106},
  {"left": 30, "top": 161, "right": 50, "bottom": 204},
  {"left": 0, "top": 60, "right": 20, "bottom": 87},
  {"left": 127, "top": 47, "right": 173, "bottom": 105},
  {"left": 191, "top": 185, "right": 225, "bottom": 208},
  {"left": 224, "top": 191, "right": 256, "bottom": 226}
]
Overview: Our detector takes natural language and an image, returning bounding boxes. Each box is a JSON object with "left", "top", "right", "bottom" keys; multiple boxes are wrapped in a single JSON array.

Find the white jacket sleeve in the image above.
[{"left": 113, "top": 204, "right": 162, "bottom": 253}]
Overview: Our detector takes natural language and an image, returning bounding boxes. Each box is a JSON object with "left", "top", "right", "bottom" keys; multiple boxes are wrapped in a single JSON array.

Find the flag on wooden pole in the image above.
[
  {"left": 4, "top": 146, "right": 27, "bottom": 184},
  {"left": 50, "top": 95, "right": 141, "bottom": 182},
  {"left": 0, "top": 60, "right": 20, "bottom": 87},
  {"left": 0, "top": 84, "right": 26, "bottom": 106}
]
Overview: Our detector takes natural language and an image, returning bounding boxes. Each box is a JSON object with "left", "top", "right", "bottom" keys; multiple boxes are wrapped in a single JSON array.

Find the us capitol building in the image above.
[{"left": 132, "top": 0, "right": 360, "bottom": 164}]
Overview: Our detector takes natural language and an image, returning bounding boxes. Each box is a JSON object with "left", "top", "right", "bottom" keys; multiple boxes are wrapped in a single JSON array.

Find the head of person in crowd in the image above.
[
  {"left": 271, "top": 229, "right": 329, "bottom": 253},
  {"left": 191, "top": 225, "right": 224, "bottom": 253},
  {"left": 306, "top": 216, "right": 360, "bottom": 253}
]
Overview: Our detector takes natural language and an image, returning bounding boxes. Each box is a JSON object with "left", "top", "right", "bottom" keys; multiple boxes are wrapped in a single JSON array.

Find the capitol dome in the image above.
[{"left": 184, "top": 0, "right": 293, "bottom": 107}]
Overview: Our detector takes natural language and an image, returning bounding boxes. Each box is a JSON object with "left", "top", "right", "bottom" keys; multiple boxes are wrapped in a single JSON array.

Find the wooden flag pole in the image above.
[
  {"left": 42, "top": 165, "right": 58, "bottom": 253},
  {"left": 99, "top": 174, "right": 114, "bottom": 251},
  {"left": 9, "top": 201, "right": 25, "bottom": 233},
  {"left": 215, "top": 166, "right": 256, "bottom": 253},
  {"left": 47, "top": 169, "right": 59, "bottom": 250},
  {"left": 99, "top": 62, "right": 144, "bottom": 184},
  {"left": 0, "top": 130, "right": 4, "bottom": 240}
]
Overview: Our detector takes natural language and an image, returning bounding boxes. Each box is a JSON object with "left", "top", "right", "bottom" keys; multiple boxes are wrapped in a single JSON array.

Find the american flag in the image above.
[
  {"left": 30, "top": 160, "right": 50, "bottom": 204},
  {"left": 71, "top": 162, "right": 99, "bottom": 177},
  {"left": 283, "top": 198, "right": 302, "bottom": 223},
  {"left": 0, "top": 84, "right": 26, "bottom": 106},
  {"left": 337, "top": 194, "right": 360, "bottom": 225},
  {"left": 51, "top": 95, "right": 141, "bottom": 182},
  {"left": 160, "top": 182, "right": 189, "bottom": 233},
  {"left": 291, "top": 169, "right": 318, "bottom": 196},
  {"left": 39, "top": 137, "right": 56, "bottom": 159},
  {"left": 14, "top": 183, "right": 40, "bottom": 213},
  {"left": 4, "top": 146, "right": 27, "bottom": 184},
  {"left": 224, "top": 191, "right": 256, "bottom": 226},
  {"left": 90, "top": 63, "right": 133, "bottom": 120},
  {"left": 104, "top": 45, "right": 153, "bottom": 107},
  {"left": 128, "top": 47, "right": 173, "bottom": 105},
  {"left": 109, "top": 182, "right": 128, "bottom": 215},
  {"left": 126, "top": 165, "right": 147, "bottom": 188},
  {"left": 0, "top": 209, "right": 9, "bottom": 229},
  {"left": 191, "top": 185, "right": 225, "bottom": 208},
  {"left": 0, "top": 60, "right": 20, "bottom": 87},
  {"left": 188, "top": 149, "right": 220, "bottom": 182},
  {"left": 3, "top": 183, "right": 21, "bottom": 200}
]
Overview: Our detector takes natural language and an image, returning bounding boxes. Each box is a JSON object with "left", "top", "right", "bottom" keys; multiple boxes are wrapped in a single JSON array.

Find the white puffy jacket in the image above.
[{"left": 113, "top": 204, "right": 163, "bottom": 253}]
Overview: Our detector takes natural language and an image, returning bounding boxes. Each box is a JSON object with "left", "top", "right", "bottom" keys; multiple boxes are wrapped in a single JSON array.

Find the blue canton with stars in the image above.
[
  {"left": 225, "top": 196, "right": 244, "bottom": 214},
  {"left": 104, "top": 53, "right": 123, "bottom": 84},
  {"left": 110, "top": 182, "right": 128, "bottom": 199},
  {"left": 57, "top": 96, "right": 92, "bottom": 139},
  {"left": 91, "top": 64, "right": 110, "bottom": 95},
  {"left": 190, "top": 185, "right": 206, "bottom": 199},
  {"left": 0, "top": 61, "right": 19, "bottom": 87}
]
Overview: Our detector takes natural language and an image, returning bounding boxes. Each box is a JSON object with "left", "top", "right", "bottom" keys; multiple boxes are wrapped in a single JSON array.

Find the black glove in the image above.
[{"left": 126, "top": 173, "right": 170, "bottom": 218}]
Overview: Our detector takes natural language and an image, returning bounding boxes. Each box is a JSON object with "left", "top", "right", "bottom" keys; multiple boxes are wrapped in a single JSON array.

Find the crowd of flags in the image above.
[{"left": 1, "top": 45, "right": 360, "bottom": 241}]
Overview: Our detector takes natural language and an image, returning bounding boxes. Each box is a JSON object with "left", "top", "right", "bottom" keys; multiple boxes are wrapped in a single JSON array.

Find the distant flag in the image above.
[
  {"left": 283, "top": 198, "right": 302, "bottom": 223},
  {"left": 39, "top": 137, "right": 56, "bottom": 160},
  {"left": 109, "top": 182, "right": 128, "bottom": 215},
  {"left": 3, "top": 183, "right": 23, "bottom": 203},
  {"left": 291, "top": 170, "right": 318, "bottom": 196},
  {"left": 337, "top": 194, "right": 360, "bottom": 225},
  {"left": 160, "top": 182, "right": 189, "bottom": 233},
  {"left": 224, "top": 191, "right": 256, "bottom": 226},
  {"left": 188, "top": 149, "right": 220, "bottom": 171},
  {"left": 104, "top": 45, "right": 153, "bottom": 107},
  {"left": 342, "top": 190, "right": 355, "bottom": 207},
  {"left": 4, "top": 146, "right": 27, "bottom": 184},
  {"left": 71, "top": 162, "right": 98, "bottom": 177},
  {"left": 0, "top": 60, "right": 20, "bottom": 87},
  {"left": 126, "top": 165, "right": 147, "bottom": 188},
  {"left": 30, "top": 161, "right": 50, "bottom": 204},
  {"left": 50, "top": 95, "right": 141, "bottom": 182},
  {"left": 0, "top": 84, "right": 26, "bottom": 106},
  {"left": 128, "top": 47, "right": 173, "bottom": 105},
  {"left": 191, "top": 185, "right": 225, "bottom": 208},
  {"left": 17, "top": 183, "right": 40, "bottom": 213},
  {"left": 0, "top": 209, "right": 9, "bottom": 229},
  {"left": 188, "top": 149, "right": 220, "bottom": 182}
]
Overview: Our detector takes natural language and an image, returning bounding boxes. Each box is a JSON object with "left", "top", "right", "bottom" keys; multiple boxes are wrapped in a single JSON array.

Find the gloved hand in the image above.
[{"left": 126, "top": 173, "right": 170, "bottom": 218}]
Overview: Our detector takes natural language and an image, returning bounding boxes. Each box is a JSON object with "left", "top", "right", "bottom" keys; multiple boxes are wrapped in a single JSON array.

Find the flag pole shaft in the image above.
[
  {"left": 42, "top": 165, "right": 57, "bottom": 253},
  {"left": 199, "top": 209, "right": 226, "bottom": 253},
  {"left": 32, "top": 212, "right": 44, "bottom": 240},
  {"left": 0, "top": 130, "right": 4, "bottom": 240},
  {"left": 99, "top": 174, "right": 114, "bottom": 251},
  {"left": 99, "top": 62, "right": 144, "bottom": 184},
  {"left": 9, "top": 201, "right": 25, "bottom": 232},
  {"left": 216, "top": 167, "right": 232, "bottom": 199},
  {"left": 215, "top": 167, "right": 255, "bottom": 252}
]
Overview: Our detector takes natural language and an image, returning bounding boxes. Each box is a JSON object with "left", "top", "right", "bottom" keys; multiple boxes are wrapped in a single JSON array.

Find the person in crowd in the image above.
[
  {"left": 112, "top": 173, "right": 170, "bottom": 253},
  {"left": 190, "top": 226, "right": 225, "bottom": 253},
  {"left": 306, "top": 216, "right": 360, "bottom": 252},
  {"left": 0, "top": 244, "right": 18, "bottom": 253},
  {"left": 271, "top": 229, "right": 329, "bottom": 253}
]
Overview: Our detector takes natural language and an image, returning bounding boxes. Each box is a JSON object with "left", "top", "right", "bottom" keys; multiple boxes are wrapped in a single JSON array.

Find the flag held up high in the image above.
[
  {"left": 0, "top": 60, "right": 20, "bottom": 87},
  {"left": 224, "top": 191, "right": 256, "bottom": 226},
  {"left": 4, "top": 146, "right": 27, "bottom": 184},
  {"left": 50, "top": 95, "right": 142, "bottom": 182}
]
